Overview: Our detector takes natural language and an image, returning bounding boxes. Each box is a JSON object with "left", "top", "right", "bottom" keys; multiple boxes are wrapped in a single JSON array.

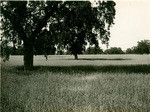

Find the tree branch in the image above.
[{"left": 31, "top": 3, "right": 59, "bottom": 40}]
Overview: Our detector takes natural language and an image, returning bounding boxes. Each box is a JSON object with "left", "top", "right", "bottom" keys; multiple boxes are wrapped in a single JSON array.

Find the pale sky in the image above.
[{"left": 99, "top": 0, "right": 150, "bottom": 50}]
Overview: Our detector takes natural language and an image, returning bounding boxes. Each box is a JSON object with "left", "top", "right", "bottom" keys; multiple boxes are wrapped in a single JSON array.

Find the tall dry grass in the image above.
[{"left": 1, "top": 55, "right": 150, "bottom": 112}]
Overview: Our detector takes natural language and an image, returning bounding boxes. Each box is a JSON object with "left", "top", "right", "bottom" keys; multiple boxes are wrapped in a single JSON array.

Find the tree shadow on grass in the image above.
[
  {"left": 66, "top": 58, "right": 132, "bottom": 61},
  {"left": 16, "top": 64, "right": 150, "bottom": 74}
]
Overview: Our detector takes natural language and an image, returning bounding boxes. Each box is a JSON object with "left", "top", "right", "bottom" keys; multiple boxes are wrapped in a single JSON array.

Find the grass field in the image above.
[{"left": 1, "top": 54, "right": 150, "bottom": 112}]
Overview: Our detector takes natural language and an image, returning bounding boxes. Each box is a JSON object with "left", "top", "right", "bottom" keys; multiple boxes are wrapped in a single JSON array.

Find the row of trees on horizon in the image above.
[{"left": 1, "top": 39, "right": 150, "bottom": 56}]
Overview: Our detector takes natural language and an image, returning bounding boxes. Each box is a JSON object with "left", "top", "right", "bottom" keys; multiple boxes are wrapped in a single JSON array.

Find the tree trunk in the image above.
[
  {"left": 95, "top": 47, "right": 97, "bottom": 54},
  {"left": 88, "top": 47, "right": 91, "bottom": 54},
  {"left": 24, "top": 40, "right": 34, "bottom": 70},
  {"left": 74, "top": 53, "right": 78, "bottom": 60}
]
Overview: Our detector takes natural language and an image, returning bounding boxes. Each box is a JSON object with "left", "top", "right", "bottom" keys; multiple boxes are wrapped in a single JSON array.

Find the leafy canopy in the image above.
[{"left": 1, "top": 1, "right": 116, "bottom": 58}]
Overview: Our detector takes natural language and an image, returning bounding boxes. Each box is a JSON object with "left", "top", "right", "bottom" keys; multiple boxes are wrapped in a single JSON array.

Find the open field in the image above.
[
  {"left": 1, "top": 55, "right": 150, "bottom": 112},
  {"left": 3, "top": 54, "right": 150, "bottom": 66}
]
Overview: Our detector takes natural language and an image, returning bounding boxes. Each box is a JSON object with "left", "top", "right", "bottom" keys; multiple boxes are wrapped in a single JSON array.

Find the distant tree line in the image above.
[
  {"left": 126, "top": 40, "right": 150, "bottom": 54},
  {"left": 85, "top": 47, "right": 103, "bottom": 54},
  {"left": 2, "top": 39, "right": 149, "bottom": 55},
  {"left": 1, "top": 46, "right": 123, "bottom": 55},
  {"left": 84, "top": 46, "right": 124, "bottom": 54}
]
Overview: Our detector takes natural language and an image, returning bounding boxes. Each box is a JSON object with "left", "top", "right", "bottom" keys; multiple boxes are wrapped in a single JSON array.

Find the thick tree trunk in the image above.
[
  {"left": 24, "top": 40, "right": 34, "bottom": 70},
  {"left": 74, "top": 54, "right": 78, "bottom": 60}
]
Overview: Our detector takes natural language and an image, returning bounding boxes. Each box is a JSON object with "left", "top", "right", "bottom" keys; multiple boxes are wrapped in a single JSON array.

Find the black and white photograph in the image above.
[{"left": 0, "top": 0, "right": 150, "bottom": 111}]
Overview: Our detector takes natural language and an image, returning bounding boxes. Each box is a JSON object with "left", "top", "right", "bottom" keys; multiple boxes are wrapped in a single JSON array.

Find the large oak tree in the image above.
[
  {"left": 1, "top": 1, "right": 63, "bottom": 69},
  {"left": 1, "top": 1, "right": 116, "bottom": 69}
]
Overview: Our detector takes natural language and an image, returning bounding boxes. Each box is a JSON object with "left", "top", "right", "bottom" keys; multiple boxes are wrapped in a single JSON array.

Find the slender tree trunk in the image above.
[
  {"left": 74, "top": 53, "right": 78, "bottom": 60},
  {"left": 24, "top": 40, "right": 34, "bottom": 70},
  {"left": 95, "top": 47, "right": 97, "bottom": 54},
  {"left": 89, "top": 47, "right": 91, "bottom": 54}
]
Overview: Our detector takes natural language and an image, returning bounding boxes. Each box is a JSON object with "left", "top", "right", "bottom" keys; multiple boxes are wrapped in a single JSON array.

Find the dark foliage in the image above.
[
  {"left": 84, "top": 46, "right": 103, "bottom": 54},
  {"left": 126, "top": 40, "right": 150, "bottom": 54},
  {"left": 1, "top": 1, "right": 116, "bottom": 69},
  {"left": 104, "top": 47, "right": 124, "bottom": 54}
]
